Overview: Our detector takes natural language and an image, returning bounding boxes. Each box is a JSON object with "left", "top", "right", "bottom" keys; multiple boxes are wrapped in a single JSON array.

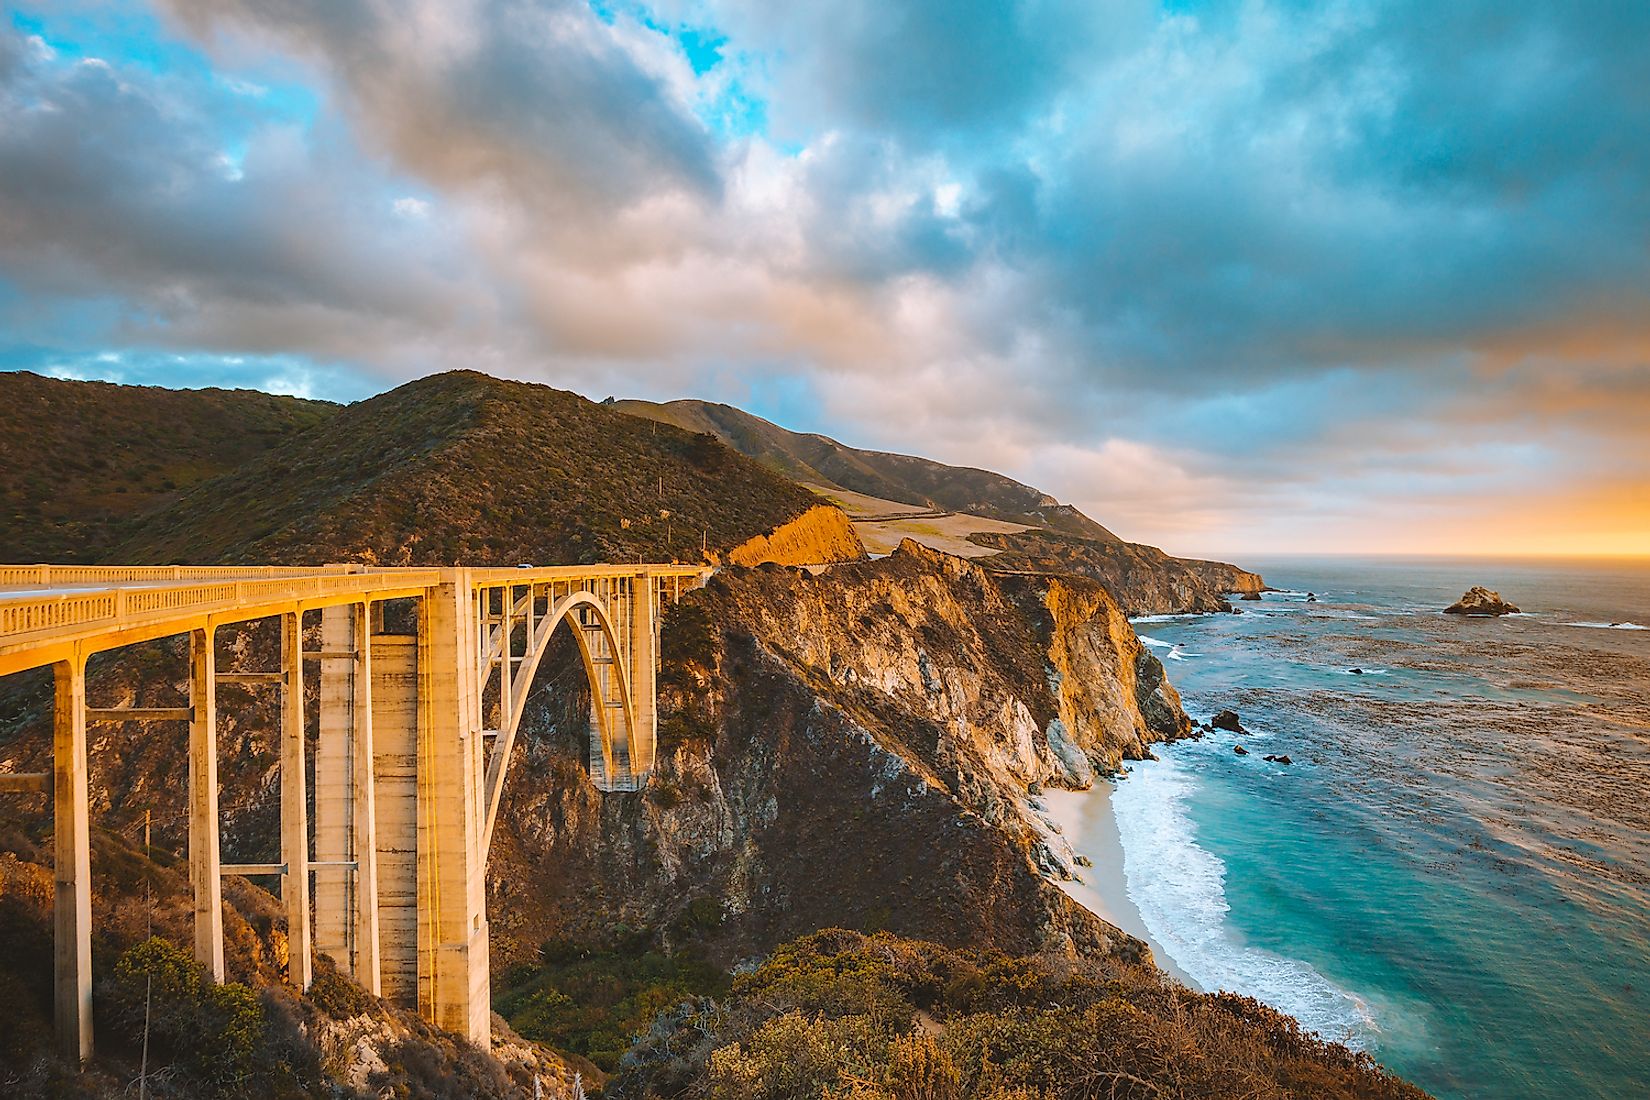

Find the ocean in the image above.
[{"left": 1109, "top": 557, "right": 1650, "bottom": 1100}]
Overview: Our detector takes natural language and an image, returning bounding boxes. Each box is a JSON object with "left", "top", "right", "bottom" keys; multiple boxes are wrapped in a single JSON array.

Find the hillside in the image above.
[
  {"left": 0, "top": 376, "right": 1421, "bottom": 1097},
  {"left": 0, "top": 371, "right": 337, "bottom": 562},
  {"left": 111, "top": 372, "right": 859, "bottom": 567},
  {"left": 615, "top": 397, "right": 1264, "bottom": 614},
  {"left": 613, "top": 398, "right": 1117, "bottom": 540}
]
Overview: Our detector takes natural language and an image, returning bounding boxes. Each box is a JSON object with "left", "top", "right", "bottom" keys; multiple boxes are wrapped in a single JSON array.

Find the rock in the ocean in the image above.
[
  {"left": 1349, "top": 667, "right": 1364, "bottom": 675},
  {"left": 1264, "top": 754, "right": 1293, "bottom": 765},
  {"left": 1444, "top": 586, "right": 1520, "bottom": 616},
  {"left": 1233, "top": 744, "right": 1249, "bottom": 756},
  {"left": 1306, "top": 592, "right": 1318, "bottom": 603},
  {"left": 1241, "top": 591, "right": 1262, "bottom": 601},
  {"left": 1211, "top": 709, "right": 1245, "bottom": 733}
]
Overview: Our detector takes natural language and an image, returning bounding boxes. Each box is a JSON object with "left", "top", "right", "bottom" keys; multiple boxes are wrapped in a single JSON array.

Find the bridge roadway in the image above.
[{"left": 0, "top": 561, "right": 709, "bottom": 1064}]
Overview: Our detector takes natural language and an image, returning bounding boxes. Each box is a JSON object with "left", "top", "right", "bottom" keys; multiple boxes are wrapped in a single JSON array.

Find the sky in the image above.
[{"left": 1, "top": 1, "right": 1647, "bottom": 559}]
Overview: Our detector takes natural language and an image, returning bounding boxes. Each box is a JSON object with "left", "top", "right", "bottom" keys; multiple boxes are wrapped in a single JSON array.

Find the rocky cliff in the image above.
[
  {"left": 483, "top": 540, "right": 1192, "bottom": 971},
  {"left": 723, "top": 503, "right": 866, "bottom": 567}
]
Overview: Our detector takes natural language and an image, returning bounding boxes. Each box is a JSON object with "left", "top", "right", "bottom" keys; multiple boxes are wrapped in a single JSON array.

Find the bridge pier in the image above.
[
  {"left": 315, "top": 606, "right": 352, "bottom": 976},
  {"left": 280, "top": 612, "right": 312, "bottom": 991},
  {"left": 53, "top": 653, "right": 92, "bottom": 1066},
  {"left": 316, "top": 603, "right": 385, "bottom": 992},
  {"left": 189, "top": 626, "right": 224, "bottom": 981},
  {"left": 418, "top": 575, "right": 490, "bottom": 1045},
  {"left": 627, "top": 575, "right": 658, "bottom": 777}
]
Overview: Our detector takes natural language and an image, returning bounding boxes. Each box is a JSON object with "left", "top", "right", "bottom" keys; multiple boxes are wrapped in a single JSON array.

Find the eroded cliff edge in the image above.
[{"left": 486, "top": 539, "right": 1194, "bottom": 969}]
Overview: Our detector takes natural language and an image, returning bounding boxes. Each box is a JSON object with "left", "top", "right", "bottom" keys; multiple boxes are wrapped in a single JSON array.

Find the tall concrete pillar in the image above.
[
  {"left": 53, "top": 655, "right": 92, "bottom": 1064},
  {"left": 417, "top": 576, "right": 490, "bottom": 1046},
  {"left": 314, "top": 606, "right": 353, "bottom": 973},
  {"left": 188, "top": 627, "right": 224, "bottom": 981},
  {"left": 371, "top": 633, "right": 420, "bottom": 1006},
  {"left": 351, "top": 603, "right": 382, "bottom": 995},
  {"left": 627, "top": 574, "right": 657, "bottom": 776},
  {"left": 281, "top": 612, "right": 312, "bottom": 991}
]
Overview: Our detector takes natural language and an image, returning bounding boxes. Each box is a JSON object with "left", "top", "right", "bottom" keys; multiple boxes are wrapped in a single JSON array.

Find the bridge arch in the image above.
[{"left": 479, "top": 588, "right": 647, "bottom": 856}]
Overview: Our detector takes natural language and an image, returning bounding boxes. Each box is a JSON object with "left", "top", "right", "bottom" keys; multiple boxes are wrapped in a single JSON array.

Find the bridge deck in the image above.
[{"left": 0, "top": 563, "right": 709, "bottom": 677}]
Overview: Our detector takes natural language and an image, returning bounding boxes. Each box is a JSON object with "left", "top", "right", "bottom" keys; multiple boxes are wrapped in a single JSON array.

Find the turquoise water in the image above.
[{"left": 1111, "top": 557, "right": 1650, "bottom": 1100}]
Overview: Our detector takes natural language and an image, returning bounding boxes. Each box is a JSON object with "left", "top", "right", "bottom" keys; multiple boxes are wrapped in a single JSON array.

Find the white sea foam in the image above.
[
  {"left": 1140, "top": 635, "right": 1199, "bottom": 660},
  {"left": 1111, "top": 755, "right": 1382, "bottom": 1050},
  {"left": 1130, "top": 613, "right": 1199, "bottom": 624},
  {"left": 1564, "top": 620, "right": 1646, "bottom": 630}
]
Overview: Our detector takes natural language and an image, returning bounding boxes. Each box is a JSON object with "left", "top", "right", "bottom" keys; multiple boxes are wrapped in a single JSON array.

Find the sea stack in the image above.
[{"left": 1444, "top": 586, "right": 1520, "bottom": 616}]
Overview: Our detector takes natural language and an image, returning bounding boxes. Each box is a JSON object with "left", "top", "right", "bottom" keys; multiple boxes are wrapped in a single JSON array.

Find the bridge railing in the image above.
[
  {"left": 0, "top": 571, "right": 444, "bottom": 674},
  {"left": 0, "top": 564, "right": 365, "bottom": 587}
]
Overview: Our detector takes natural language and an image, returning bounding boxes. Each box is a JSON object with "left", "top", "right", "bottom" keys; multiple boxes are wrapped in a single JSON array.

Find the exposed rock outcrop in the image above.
[
  {"left": 723, "top": 503, "right": 866, "bottom": 567},
  {"left": 1444, "top": 586, "right": 1520, "bottom": 616}
]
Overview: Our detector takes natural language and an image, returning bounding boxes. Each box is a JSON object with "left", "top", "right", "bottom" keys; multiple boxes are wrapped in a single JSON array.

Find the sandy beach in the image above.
[{"left": 1042, "top": 783, "right": 1200, "bottom": 990}]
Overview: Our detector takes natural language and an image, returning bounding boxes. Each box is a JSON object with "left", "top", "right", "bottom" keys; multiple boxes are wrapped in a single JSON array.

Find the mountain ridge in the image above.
[{"left": 614, "top": 396, "right": 1264, "bottom": 613}]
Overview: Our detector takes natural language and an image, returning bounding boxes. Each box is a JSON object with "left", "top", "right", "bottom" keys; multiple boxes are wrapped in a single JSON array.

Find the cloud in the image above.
[
  {"left": 163, "top": 0, "right": 723, "bottom": 216},
  {"left": 1, "top": 1, "right": 1647, "bottom": 556}
]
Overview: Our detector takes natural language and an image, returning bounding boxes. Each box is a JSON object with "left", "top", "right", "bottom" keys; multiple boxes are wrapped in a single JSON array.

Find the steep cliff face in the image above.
[
  {"left": 484, "top": 541, "right": 1193, "bottom": 971},
  {"left": 723, "top": 503, "right": 866, "bottom": 567}
]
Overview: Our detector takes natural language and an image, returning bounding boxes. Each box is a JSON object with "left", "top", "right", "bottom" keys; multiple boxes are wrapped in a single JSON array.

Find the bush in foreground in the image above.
[{"left": 607, "top": 929, "right": 1430, "bottom": 1100}]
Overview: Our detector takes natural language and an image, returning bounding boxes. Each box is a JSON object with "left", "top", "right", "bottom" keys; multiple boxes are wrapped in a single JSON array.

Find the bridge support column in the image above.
[
  {"left": 418, "top": 576, "right": 490, "bottom": 1046},
  {"left": 316, "top": 604, "right": 383, "bottom": 992},
  {"left": 627, "top": 574, "right": 657, "bottom": 776},
  {"left": 53, "top": 654, "right": 92, "bottom": 1065},
  {"left": 315, "top": 606, "right": 352, "bottom": 974},
  {"left": 281, "top": 612, "right": 312, "bottom": 991},
  {"left": 352, "top": 603, "right": 382, "bottom": 995},
  {"left": 189, "top": 627, "right": 224, "bottom": 981}
]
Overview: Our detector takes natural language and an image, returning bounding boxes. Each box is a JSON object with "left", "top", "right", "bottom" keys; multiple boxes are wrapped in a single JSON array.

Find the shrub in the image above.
[
  {"left": 608, "top": 930, "right": 1432, "bottom": 1100},
  {"left": 107, "top": 936, "right": 266, "bottom": 1091}
]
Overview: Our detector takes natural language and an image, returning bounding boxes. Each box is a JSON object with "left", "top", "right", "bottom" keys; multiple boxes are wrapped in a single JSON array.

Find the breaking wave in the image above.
[{"left": 1111, "top": 754, "right": 1382, "bottom": 1050}]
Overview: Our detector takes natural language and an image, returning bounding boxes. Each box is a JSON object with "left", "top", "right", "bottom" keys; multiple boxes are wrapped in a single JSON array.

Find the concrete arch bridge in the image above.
[{"left": 0, "top": 562, "right": 709, "bottom": 1064}]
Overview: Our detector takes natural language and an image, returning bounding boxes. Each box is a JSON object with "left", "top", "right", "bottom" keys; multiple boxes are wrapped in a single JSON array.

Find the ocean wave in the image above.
[
  {"left": 1130, "top": 613, "right": 1199, "bottom": 624},
  {"left": 1140, "top": 635, "right": 1200, "bottom": 660},
  {"left": 1564, "top": 620, "right": 1646, "bottom": 630},
  {"left": 1111, "top": 756, "right": 1382, "bottom": 1049}
]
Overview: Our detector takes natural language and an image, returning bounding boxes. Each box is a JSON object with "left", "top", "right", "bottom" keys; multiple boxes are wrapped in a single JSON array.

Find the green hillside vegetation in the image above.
[
  {"left": 0, "top": 372, "right": 336, "bottom": 562},
  {"left": 611, "top": 929, "right": 1430, "bottom": 1100},
  {"left": 112, "top": 372, "right": 827, "bottom": 566},
  {"left": 613, "top": 399, "right": 1118, "bottom": 541},
  {"left": 496, "top": 923, "right": 729, "bottom": 1073}
]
